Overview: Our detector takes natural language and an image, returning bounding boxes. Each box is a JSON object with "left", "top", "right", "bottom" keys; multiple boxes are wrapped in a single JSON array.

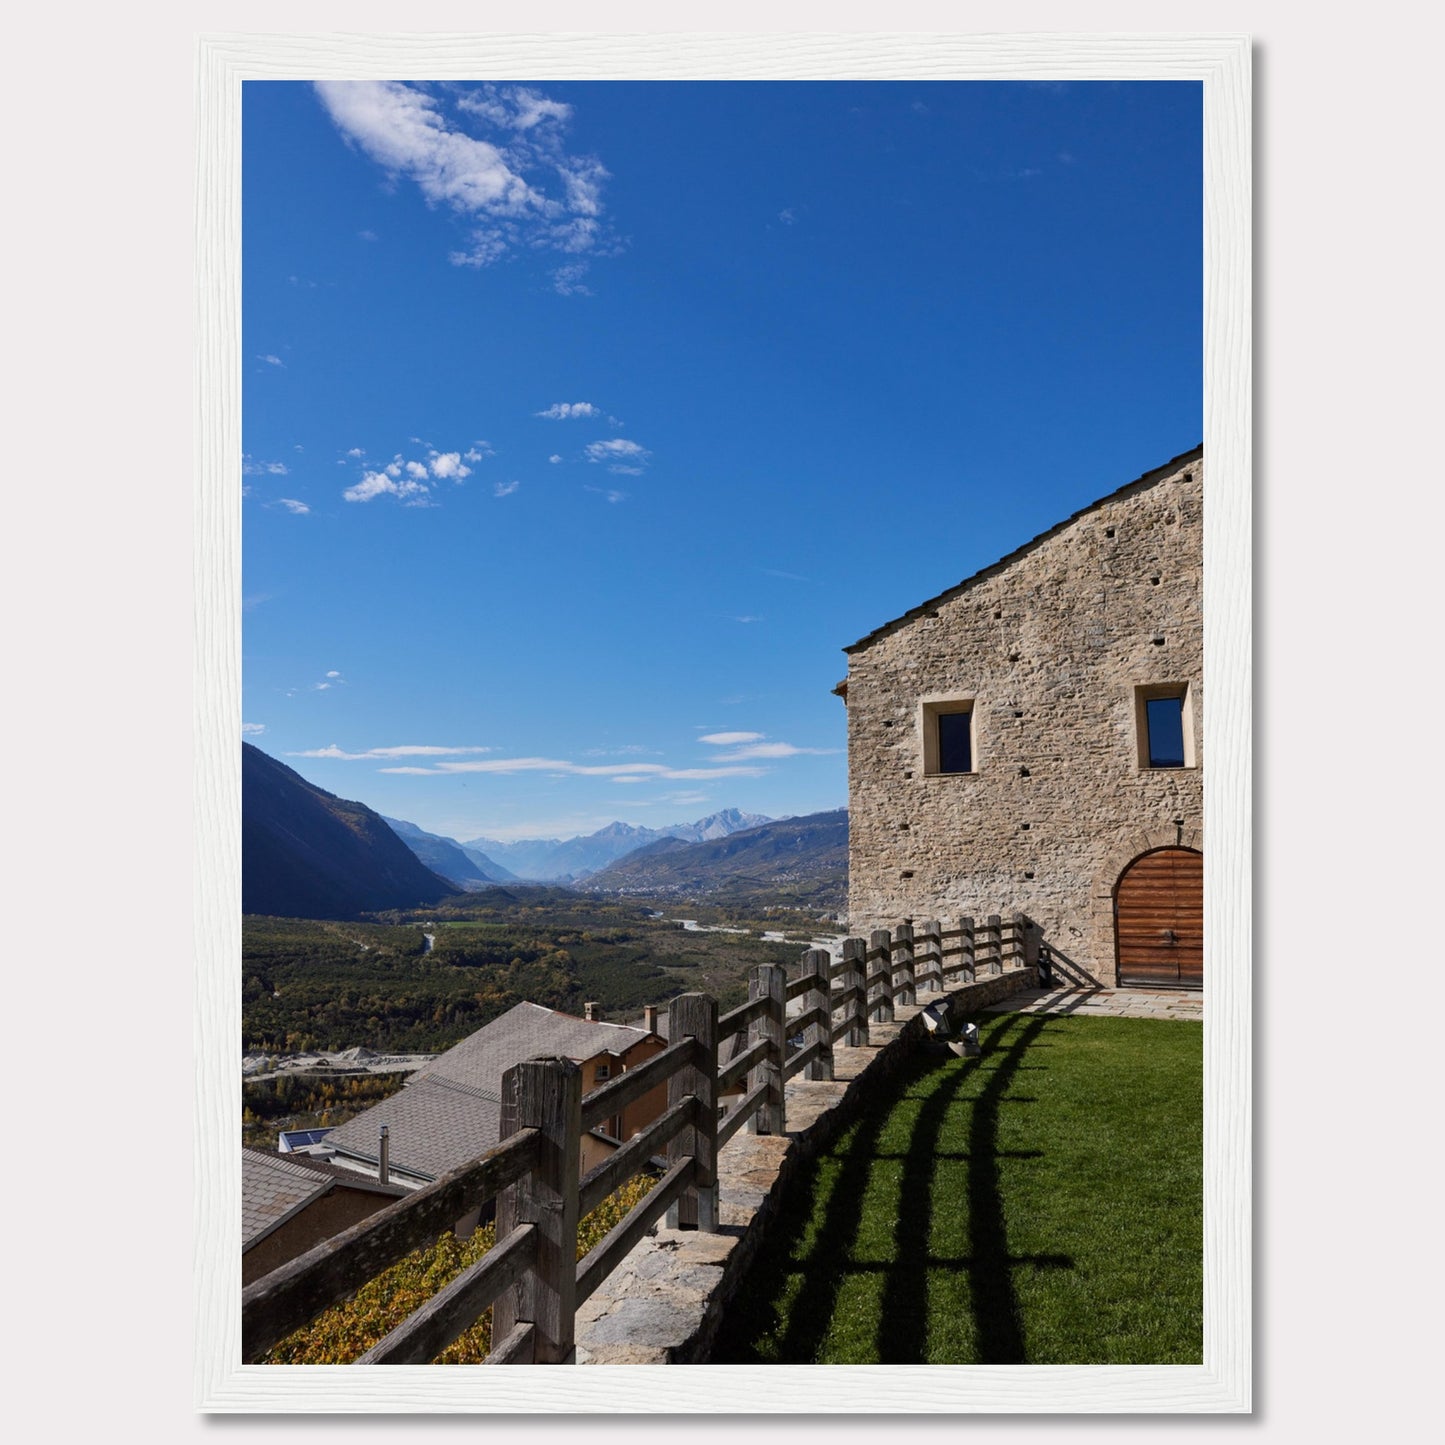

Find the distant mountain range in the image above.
[
  {"left": 585, "top": 809, "right": 849, "bottom": 911},
  {"left": 242, "top": 742, "right": 835, "bottom": 917},
  {"left": 242, "top": 744, "right": 456, "bottom": 919},
  {"left": 381, "top": 817, "right": 517, "bottom": 889},
  {"left": 461, "top": 809, "right": 773, "bottom": 882}
]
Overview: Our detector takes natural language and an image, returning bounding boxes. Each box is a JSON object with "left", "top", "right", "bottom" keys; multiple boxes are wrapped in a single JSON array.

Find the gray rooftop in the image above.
[
  {"left": 240, "top": 1148, "right": 402, "bottom": 1250},
  {"left": 325, "top": 1002, "right": 656, "bottom": 1182},
  {"left": 416, "top": 1001, "right": 652, "bottom": 1095}
]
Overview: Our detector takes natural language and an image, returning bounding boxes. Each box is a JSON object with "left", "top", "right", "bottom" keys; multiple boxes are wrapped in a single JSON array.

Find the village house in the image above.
[
  {"left": 837, "top": 446, "right": 1203, "bottom": 989},
  {"left": 241, "top": 1148, "right": 406, "bottom": 1286},
  {"left": 313, "top": 1001, "right": 668, "bottom": 1196}
]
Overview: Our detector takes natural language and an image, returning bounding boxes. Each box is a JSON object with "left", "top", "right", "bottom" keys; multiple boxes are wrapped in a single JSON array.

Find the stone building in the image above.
[{"left": 837, "top": 446, "right": 1203, "bottom": 988}]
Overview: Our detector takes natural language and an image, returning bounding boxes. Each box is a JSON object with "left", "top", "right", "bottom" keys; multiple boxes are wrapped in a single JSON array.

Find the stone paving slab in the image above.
[{"left": 982, "top": 986, "right": 1203, "bottom": 1020}]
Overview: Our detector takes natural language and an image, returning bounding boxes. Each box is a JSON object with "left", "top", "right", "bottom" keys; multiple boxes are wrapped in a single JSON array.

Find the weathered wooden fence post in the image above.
[
  {"left": 803, "top": 948, "right": 834, "bottom": 1081},
  {"left": 980, "top": 913, "right": 1003, "bottom": 976},
  {"left": 494, "top": 1056, "right": 582, "bottom": 1364},
  {"left": 919, "top": 918, "right": 942, "bottom": 993},
  {"left": 747, "top": 963, "right": 787, "bottom": 1136},
  {"left": 666, "top": 992, "right": 719, "bottom": 1232},
  {"left": 958, "top": 916, "right": 976, "bottom": 984},
  {"left": 894, "top": 921, "right": 916, "bottom": 1007},
  {"left": 1003, "top": 911, "right": 1027, "bottom": 971},
  {"left": 842, "top": 936, "right": 869, "bottom": 1044},
  {"left": 867, "top": 928, "right": 893, "bottom": 1023}
]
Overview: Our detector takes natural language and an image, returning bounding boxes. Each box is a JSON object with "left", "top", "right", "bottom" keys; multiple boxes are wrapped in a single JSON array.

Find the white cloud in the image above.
[
  {"left": 713, "top": 741, "right": 841, "bottom": 761},
  {"left": 734, "top": 615, "right": 763, "bottom": 623},
  {"left": 779, "top": 208, "right": 796, "bottom": 225},
  {"left": 428, "top": 450, "right": 472, "bottom": 480},
  {"left": 585, "top": 486, "right": 628, "bottom": 504},
  {"left": 289, "top": 744, "right": 493, "bottom": 761},
  {"left": 325, "top": 671, "right": 341, "bottom": 678},
  {"left": 243, "top": 457, "right": 289, "bottom": 476},
  {"left": 585, "top": 438, "right": 649, "bottom": 466},
  {"left": 609, "top": 465, "right": 644, "bottom": 476},
  {"left": 379, "top": 755, "right": 765, "bottom": 781},
  {"left": 314, "top": 81, "right": 616, "bottom": 272},
  {"left": 242, "top": 722, "right": 266, "bottom": 735},
  {"left": 258, "top": 354, "right": 285, "bottom": 367},
  {"left": 344, "top": 469, "right": 428, "bottom": 503},
  {"left": 535, "top": 402, "right": 599, "bottom": 420},
  {"left": 275, "top": 498, "right": 310, "bottom": 515},
  {"left": 494, "top": 480, "right": 520, "bottom": 497},
  {"left": 698, "top": 730, "right": 838, "bottom": 761},
  {"left": 551, "top": 262, "right": 592, "bottom": 296},
  {"left": 456, "top": 84, "right": 573, "bottom": 133},
  {"left": 548, "top": 454, "right": 563, "bottom": 465},
  {"left": 316, "top": 80, "right": 539, "bottom": 217},
  {"left": 340, "top": 440, "right": 475, "bottom": 503},
  {"left": 358, "top": 229, "right": 378, "bottom": 241}
]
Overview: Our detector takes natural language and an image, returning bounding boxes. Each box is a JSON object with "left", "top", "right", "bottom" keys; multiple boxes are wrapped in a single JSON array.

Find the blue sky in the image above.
[{"left": 242, "top": 79, "right": 1201, "bottom": 844}]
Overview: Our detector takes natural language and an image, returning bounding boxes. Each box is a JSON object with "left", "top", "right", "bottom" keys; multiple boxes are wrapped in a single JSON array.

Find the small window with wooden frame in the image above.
[
  {"left": 1134, "top": 682, "right": 1196, "bottom": 769},
  {"left": 921, "top": 698, "right": 977, "bottom": 775}
]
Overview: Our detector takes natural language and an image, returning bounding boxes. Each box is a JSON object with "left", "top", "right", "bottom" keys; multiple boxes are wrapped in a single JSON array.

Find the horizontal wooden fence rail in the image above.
[
  {"left": 242, "top": 919, "right": 1039, "bottom": 1366},
  {"left": 240, "top": 1125, "right": 543, "bottom": 1362}
]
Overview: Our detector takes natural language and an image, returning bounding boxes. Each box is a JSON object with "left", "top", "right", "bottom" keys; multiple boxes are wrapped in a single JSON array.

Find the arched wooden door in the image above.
[{"left": 1114, "top": 848, "right": 1203, "bottom": 989}]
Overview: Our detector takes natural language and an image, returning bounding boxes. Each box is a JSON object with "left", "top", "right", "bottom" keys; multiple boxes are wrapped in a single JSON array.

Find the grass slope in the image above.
[{"left": 709, "top": 1011, "right": 1202, "bottom": 1364}]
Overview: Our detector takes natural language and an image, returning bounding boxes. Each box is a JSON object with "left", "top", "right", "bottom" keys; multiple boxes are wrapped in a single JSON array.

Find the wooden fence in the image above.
[{"left": 239, "top": 913, "right": 1033, "bottom": 1366}]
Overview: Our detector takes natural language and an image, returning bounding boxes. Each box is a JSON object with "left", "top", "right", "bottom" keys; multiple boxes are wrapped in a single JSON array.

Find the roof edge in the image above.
[{"left": 842, "top": 444, "right": 1203, "bottom": 655}]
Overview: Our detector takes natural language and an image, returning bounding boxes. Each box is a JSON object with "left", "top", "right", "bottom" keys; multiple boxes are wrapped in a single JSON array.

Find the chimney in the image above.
[
  {"left": 584, "top": 1002, "right": 602, "bottom": 1022},
  {"left": 643, "top": 1004, "right": 658, "bottom": 1034},
  {"left": 378, "top": 1124, "right": 390, "bottom": 1185}
]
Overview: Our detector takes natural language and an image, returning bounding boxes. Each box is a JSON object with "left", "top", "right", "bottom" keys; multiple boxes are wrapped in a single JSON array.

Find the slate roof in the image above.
[
  {"left": 843, "top": 444, "right": 1204, "bottom": 654},
  {"left": 240, "top": 1148, "right": 402, "bottom": 1250},
  {"left": 415, "top": 1001, "right": 652, "bottom": 1094},
  {"left": 326, "top": 1075, "right": 502, "bottom": 1183},
  {"left": 325, "top": 1002, "right": 656, "bottom": 1182}
]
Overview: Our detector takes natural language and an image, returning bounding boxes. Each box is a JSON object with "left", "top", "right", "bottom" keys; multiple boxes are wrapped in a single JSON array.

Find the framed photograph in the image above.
[{"left": 197, "top": 30, "right": 1249, "bottom": 1414}]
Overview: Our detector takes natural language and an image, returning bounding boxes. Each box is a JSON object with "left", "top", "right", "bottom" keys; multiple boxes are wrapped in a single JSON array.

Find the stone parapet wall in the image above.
[
  {"left": 575, "top": 967, "right": 1037, "bottom": 1364},
  {"left": 842, "top": 453, "right": 1204, "bottom": 985}
]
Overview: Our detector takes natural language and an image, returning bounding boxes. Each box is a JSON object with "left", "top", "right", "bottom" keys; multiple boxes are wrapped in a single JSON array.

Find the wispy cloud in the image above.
[
  {"left": 289, "top": 743, "right": 494, "bottom": 761},
  {"left": 585, "top": 438, "right": 650, "bottom": 474},
  {"left": 551, "top": 262, "right": 592, "bottom": 296},
  {"left": 585, "top": 486, "right": 628, "bottom": 504},
  {"left": 760, "top": 567, "right": 809, "bottom": 582},
  {"left": 535, "top": 402, "right": 599, "bottom": 420},
  {"left": 494, "top": 480, "right": 520, "bottom": 497},
  {"left": 243, "top": 456, "right": 289, "bottom": 476},
  {"left": 698, "top": 731, "right": 838, "bottom": 762},
  {"left": 733, "top": 615, "right": 764, "bottom": 624},
  {"left": 714, "top": 741, "right": 840, "bottom": 761},
  {"left": 548, "top": 454, "right": 563, "bottom": 465},
  {"left": 257, "top": 354, "right": 285, "bottom": 367},
  {"left": 274, "top": 498, "right": 310, "bottom": 515},
  {"left": 242, "top": 722, "right": 266, "bottom": 736},
  {"left": 313, "top": 670, "right": 345, "bottom": 692},
  {"left": 380, "top": 755, "right": 766, "bottom": 781},
  {"left": 314, "top": 81, "right": 616, "bottom": 274},
  {"left": 358, "top": 229, "right": 378, "bottom": 241},
  {"left": 778, "top": 207, "right": 796, "bottom": 225}
]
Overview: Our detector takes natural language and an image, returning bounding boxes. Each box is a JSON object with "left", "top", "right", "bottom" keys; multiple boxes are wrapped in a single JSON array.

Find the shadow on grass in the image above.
[{"left": 708, "top": 1012, "right": 1073, "bottom": 1363}]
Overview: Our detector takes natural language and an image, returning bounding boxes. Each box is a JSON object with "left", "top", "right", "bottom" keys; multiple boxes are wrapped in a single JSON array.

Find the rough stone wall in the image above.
[{"left": 842, "top": 451, "right": 1203, "bottom": 985}]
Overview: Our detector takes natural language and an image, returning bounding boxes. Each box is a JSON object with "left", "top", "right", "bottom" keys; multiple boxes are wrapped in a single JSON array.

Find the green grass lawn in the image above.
[{"left": 708, "top": 1010, "right": 1202, "bottom": 1364}]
